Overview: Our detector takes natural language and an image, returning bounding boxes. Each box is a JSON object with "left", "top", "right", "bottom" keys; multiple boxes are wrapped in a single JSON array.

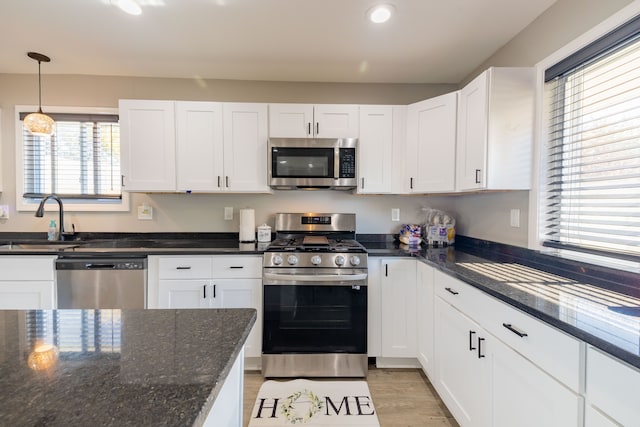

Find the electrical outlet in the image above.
[
  {"left": 224, "top": 207, "right": 233, "bottom": 220},
  {"left": 510, "top": 209, "right": 520, "bottom": 228},
  {"left": 391, "top": 208, "right": 400, "bottom": 222},
  {"left": 137, "top": 204, "right": 153, "bottom": 220},
  {"left": 0, "top": 205, "right": 9, "bottom": 219}
]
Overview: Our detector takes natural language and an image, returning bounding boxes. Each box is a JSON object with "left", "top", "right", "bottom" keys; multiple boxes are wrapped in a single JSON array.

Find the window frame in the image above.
[
  {"left": 15, "top": 105, "right": 130, "bottom": 212},
  {"left": 530, "top": 2, "right": 640, "bottom": 272}
]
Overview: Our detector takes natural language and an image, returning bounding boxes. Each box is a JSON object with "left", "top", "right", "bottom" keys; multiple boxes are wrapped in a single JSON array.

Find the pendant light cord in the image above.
[{"left": 37, "top": 59, "right": 43, "bottom": 114}]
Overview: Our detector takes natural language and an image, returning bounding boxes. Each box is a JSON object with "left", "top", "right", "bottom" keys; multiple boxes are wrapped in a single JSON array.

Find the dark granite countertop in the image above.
[
  {"left": 0, "top": 308, "right": 256, "bottom": 426},
  {"left": 361, "top": 237, "right": 640, "bottom": 370}
]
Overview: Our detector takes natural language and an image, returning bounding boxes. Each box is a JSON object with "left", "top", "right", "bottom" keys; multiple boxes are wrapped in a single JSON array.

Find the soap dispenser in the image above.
[{"left": 47, "top": 220, "right": 57, "bottom": 241}]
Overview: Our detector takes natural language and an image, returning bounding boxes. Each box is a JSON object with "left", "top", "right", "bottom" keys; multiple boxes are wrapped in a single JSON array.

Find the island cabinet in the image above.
[
  {"left": 147, "top": 255, "right": 262, "bottom": 359},
  {"left": 433, "top": 269, "right": 582, "bottom": 427},
  {"left": 585, "top": 346, "right": 640, "bottom": 427},
  {"left": 268, "top": 103, "right": 359, "bottom": 138},
  {"left": 119, "top": 99, "right": 269, "bottom": 193},
  {"left": 455, "top": 67, "right": 535, "bottom": 191},
  {"left": 356, "top": 105, "right": 405, "bottom": 194},
  {"left": 404, "top": 91, "right": 457, "bottom": 193},
  {"left": 0, "top": 256, "right": 56, "bottom": 309}
]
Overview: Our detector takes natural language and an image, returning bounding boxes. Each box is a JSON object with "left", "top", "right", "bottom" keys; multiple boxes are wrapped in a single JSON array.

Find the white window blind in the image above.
[
  {"left": 20, "top": 112, "right": 121, "bottom": 200},
  {"left": 544, "top": 26, "right": 640, "bottom": 261}
]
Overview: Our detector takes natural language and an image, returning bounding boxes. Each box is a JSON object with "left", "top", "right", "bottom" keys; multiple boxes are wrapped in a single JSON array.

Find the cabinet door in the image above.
[
  {"left": 119, "top": 99, "right": 176, "bottom": 191},
  {"left": 215, "top": 279, "right": 262, "bottom": 358},
  {"left": 268, "top": 104, "right": 314, "bottom": 138},
  {"left": 491, "top": 335, "right": 580, "bottom": 427},
  {"left": 435, "top": 297, "right": 491, "bottom": 427},
  {"left": 367, "top": 258, "right": 382, "bottom": 357},
  {"left": 223, "top": 103, "right": 270, "bottom": 192},
  {"left": 176, "top": 101, "right": 224, "bottom": 192},
  {"left": 406, "top": 92, "right": 457, "bottom": 193},
  {"left": 456, "top": 71, "right": 488, "bottom": 191},
  {"left": 380, "top": 258, "right": 417, "bottom": 358},
  {"left": 357, "top": 106, "right": 394, "bottom": 194},
  {"left": 313, "top": 104, "right": 359, "bottom": 138},
  {"left": 158, "top": 280, "right": 212, "bottom": 308},
  {"left": 417, "top": 262, "right": 435, "bottom": 379},
  {"left": 0, "top": 282, "right": 55, "bottom": 309}
]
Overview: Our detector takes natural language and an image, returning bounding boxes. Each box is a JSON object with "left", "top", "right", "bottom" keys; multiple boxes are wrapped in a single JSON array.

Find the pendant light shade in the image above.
[{"left": 24, "top": 52, "right": 55, "bottom": 136}]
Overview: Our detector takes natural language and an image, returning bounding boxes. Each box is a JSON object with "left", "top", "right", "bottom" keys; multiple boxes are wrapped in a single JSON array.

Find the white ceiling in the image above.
[{"left": 0, "top": 0, "right": 557, "bottom": 84}]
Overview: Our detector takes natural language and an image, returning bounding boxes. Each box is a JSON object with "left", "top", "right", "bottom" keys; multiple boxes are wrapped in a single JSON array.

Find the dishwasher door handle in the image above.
[{"left": 86, "top": 263, "right": 117, "bottom": 269}]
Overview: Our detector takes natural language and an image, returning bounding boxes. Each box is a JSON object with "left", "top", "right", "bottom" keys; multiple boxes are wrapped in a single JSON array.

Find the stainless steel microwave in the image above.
[{"left": 268, "top": 138, "right": 358, "bottom": 190}]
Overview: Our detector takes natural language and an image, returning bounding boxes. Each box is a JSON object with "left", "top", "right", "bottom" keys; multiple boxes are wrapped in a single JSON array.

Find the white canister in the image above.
[{"left": 257, "top": 224, "right": 272, "bottom": 242}]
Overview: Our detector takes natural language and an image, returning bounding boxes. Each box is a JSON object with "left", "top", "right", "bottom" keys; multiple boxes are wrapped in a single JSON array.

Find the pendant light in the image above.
[{"left": 24, "top": 52, "right": 55, "bottom": 136}]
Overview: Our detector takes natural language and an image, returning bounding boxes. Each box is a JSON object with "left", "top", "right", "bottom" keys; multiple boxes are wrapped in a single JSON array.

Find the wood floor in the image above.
[{"left": 243, "top": 368, "right": 459, "bottom": 427}]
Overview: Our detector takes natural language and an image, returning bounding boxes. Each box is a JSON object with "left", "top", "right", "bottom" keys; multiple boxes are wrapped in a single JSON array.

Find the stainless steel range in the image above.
[{"left": 262, "top": 213, "right": 368, "bottom": 378}]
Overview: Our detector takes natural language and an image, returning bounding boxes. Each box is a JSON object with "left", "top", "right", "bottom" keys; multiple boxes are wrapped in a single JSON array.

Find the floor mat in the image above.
[{"left": 248, "top": 379, "right": 380, "bottom": 426}]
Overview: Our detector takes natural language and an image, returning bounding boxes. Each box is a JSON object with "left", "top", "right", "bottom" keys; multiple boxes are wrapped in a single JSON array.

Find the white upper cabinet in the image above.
[
  {"left": 268, "top": 103, "right": 359, "bottom": 138},
  {"left": 405, "top": 92, "right": 457, "bottom": 193},
  {"left": 175, "top": 101, "right": 224, "bottom": 192},
  {"left": 222, "top": 103, "right": 270, "bottom": 192},
  {"left": 119, "top": 100, "right": 269, "bottom": 193},
  {"left": 120, "top": 100, "right": 176, "bottom": 192},
  {"left": 357, "top": 105, "right": 399, "bottom": 194},
  {"left": 455, "top": 67, "right": 535, "bottom": 191}
]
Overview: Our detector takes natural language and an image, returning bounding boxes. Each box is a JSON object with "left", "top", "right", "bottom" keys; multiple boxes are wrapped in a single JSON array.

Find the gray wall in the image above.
[{"left": 0, "top": 0, "right": 633, "bottom": 244}]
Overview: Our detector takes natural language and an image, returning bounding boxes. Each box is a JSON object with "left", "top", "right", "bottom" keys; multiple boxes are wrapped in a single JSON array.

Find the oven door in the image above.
[{"left": 262, "top": 268, "right": 367, "bottom": 354}]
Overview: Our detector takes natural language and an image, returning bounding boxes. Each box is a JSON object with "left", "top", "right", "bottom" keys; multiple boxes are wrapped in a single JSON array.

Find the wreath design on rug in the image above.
[{"left": 280, "top": 388, "right": 324, "bottom": 424}]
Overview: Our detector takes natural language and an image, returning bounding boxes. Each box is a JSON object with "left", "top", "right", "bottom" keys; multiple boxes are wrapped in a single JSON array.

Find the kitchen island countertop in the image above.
[{"left": 0, "top": 308, "right": 256, "bottom": 426}]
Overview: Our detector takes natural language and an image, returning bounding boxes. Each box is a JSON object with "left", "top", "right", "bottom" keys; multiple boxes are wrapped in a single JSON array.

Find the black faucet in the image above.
[{"left": 34, "top": 195, "right": 75, "bottom": 241}]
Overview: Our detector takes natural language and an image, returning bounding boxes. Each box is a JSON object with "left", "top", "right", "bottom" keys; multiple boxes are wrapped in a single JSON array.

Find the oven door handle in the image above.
[{"left": 263, "top": 273, "right": 368, "bottom": 282}]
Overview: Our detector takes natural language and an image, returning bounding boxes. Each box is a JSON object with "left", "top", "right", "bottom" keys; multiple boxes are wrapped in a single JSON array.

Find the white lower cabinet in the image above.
[
  {"left": 416, "top": 261, "right": 435, "bottom": 378},
  {"left": 435, "top": 297, "right": 491, "bottom": 426},
  {"left": 148, "top": 255, "right": 262, "bottom": 359},
  {"left": 586, "top": 346, "right": 640, "bottom": 427},
  {"left": 0, "top": 256, "right": 56, "bottom": 309},
  {"left": 380, "top": 258, "right": 417, "bottom": 359},
  {"left": 432, "top": 268, "right": 581, "bottom": 427},
  {"left": 203, "top": 347, "right": 245, "bottom": 427}
]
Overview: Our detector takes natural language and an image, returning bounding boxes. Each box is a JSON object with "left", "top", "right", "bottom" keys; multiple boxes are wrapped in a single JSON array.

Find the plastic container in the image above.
[
  {"left": 47, "top": 220, "right": 57, "bottom": 241},
  {"left": 257, "top": 224, "right": 272, "bottom": 242}
]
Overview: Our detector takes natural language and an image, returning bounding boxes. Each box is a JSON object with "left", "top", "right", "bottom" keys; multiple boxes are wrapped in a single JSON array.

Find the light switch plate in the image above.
[
  {"left": 224, "top": 207, "right": 233, "bottom": 220},
  {"left": 510, "top": 209, "right": 520, "bottom": 228},
  {"left": 0, "top": 205, "right": 8, "bottom": 219},
  {"left": 137, "top": 205, "right": 153, "bottom": 220},
  {"left": 391, "top": 208, "right": 400, "bottom": 222}
]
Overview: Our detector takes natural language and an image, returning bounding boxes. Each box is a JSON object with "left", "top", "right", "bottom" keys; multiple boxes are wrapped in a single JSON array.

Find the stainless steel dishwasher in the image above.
[{"left": 56, "top": 258, "right": 147, "bottom": 309}]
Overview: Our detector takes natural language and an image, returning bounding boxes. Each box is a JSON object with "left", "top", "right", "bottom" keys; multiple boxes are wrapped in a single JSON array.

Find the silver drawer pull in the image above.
[
  {"left": 503, "top": 323, "right": 528, "bottom": 338},
  {"left": 176, "top": 266, "right": 192, "bottom": 270}
]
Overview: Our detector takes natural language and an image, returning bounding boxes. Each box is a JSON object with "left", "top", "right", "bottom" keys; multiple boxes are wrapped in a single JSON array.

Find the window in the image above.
[
  {"left": 16, "top": 107, "right": 129, "bottom": 212},
  {"left": 542, "top": 15, "right": 640, "bottom": 264}
]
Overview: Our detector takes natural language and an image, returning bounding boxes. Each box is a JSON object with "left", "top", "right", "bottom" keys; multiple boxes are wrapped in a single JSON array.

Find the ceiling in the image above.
[{"left": 0, "top": 0, "right": 557, "bottom": 84}]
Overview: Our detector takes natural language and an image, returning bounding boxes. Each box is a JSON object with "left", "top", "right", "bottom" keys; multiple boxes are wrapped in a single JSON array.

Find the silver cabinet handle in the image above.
[
  {"left": 361, "top": 177, "right": 365, "bottom": 189},
  {"left": 226, "top": 176, "right": 230, "bottom": 187},
  {"left": 217, "top": 176, "right": 221, "bottom": 188},
  {"left": 475, "top": 169, "right": 481, "bottom": 184},
  {"left": 316, "top": 122, "right": 319, "bottom": 135},
  {"left": 307, "top": 122, "right": 311, "bottom": 136}
]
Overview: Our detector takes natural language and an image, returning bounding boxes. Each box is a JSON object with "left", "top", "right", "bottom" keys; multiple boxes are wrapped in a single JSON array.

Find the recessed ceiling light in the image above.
[
  {"left": 368, "top": 4, "right": 394, "bottom": 24},
  {"left": 117, "top": 0, "right": 142, "bottom": 15}
]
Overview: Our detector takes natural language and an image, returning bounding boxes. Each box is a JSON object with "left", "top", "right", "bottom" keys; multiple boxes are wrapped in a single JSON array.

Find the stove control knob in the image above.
[
  {"left": 350, "top": 255, "right": 361, "bottom": 266},
  {"left": 311, "top": 255, "right": 322, "bottom": 266},
  {"left": 335, "top": 255, "right": 346, "bottom": 266},
  {"left": 272, "top": 255, "right": 283, "bottom": 266},
  {"left": 287, "top": 255, "right": 299, "bottom": 265}
]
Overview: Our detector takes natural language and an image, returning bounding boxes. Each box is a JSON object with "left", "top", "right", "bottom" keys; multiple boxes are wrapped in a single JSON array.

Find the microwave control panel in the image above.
[{"left": 339, "top": 148, "right": 356, "bottom": 178}]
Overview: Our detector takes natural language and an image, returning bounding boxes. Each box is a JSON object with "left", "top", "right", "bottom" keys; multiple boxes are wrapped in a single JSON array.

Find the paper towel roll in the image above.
[{"left": 239, "top": 208, "right": 256, "bottom": 242}]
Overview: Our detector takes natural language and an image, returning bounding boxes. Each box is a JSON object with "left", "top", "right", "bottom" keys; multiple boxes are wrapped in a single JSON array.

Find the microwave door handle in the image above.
[{"left": 334, "top": 149, "right": 340, "bottom": 179}]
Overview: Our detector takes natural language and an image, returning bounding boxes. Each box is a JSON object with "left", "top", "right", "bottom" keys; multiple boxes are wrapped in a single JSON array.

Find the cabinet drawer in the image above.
[
  {"left": 587, "top": 346, "right": 640, "bottom": 426},
  {"left": 0, "top": 256, "right": 56, "bottom": 281},
  {"left": 482, "top": 293, "right": 582, "bottom": 392},
  {"left": 158, "top": 256, "right": 212, "bottom": 279},
  {"left": 434, "top": 269, "right": 482, "bottom": 317},
  {"left": 212, "top": 256, "right": 262, "bottom": 278}
]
